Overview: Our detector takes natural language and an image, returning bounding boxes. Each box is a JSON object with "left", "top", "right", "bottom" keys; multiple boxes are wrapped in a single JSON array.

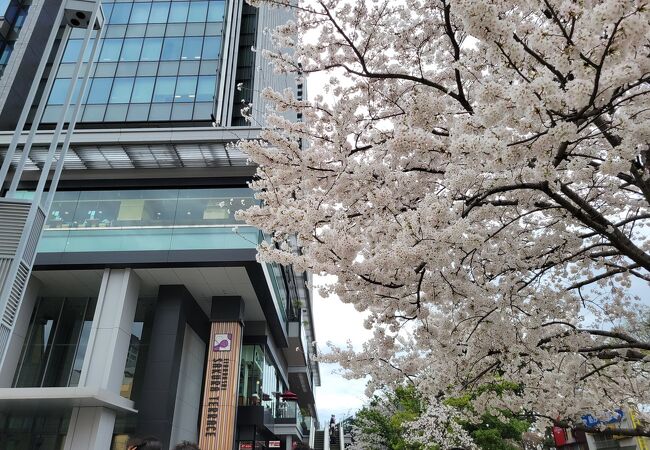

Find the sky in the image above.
[{"left": 311, "top": 275, "right": 373, "bottom": 426}]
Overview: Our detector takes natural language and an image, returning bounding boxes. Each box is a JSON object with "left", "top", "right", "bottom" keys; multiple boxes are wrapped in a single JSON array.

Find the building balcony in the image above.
[{"left": 272, "top": 401, "right": 309, "bottom": 439}]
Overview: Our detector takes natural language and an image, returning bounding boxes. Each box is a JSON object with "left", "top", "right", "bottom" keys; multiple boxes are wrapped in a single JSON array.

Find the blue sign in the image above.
[{"left": 581, "top": 409, "right": 624, "bottom": 428}]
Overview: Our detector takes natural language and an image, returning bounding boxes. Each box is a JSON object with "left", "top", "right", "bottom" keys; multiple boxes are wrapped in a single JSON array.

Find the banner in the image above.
[{"left": 199, "top": 321, "right": 243, "bottom": 450}]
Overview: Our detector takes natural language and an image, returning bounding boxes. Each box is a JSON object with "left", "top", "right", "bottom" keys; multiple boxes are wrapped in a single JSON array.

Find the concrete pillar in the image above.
[
  {"left": 63, "top": 268, "right": 140, "bottom": 450},
  {"left": 79, "top": 268, "right": 140, "bottom": 392},
  {"left": 137, "top": 285, "right": 189, "bottom": 449},
  {"left": 63, "top": 406, "right": 116, "bottom": 450},
  {"left": 0, "top": 276, "right": 41, "bottom": 387},
  {"left": 284, "top": 435, "right": 292, "bottom": 450}
]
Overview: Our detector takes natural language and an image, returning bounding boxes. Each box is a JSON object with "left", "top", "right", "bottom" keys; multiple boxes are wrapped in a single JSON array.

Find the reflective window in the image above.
[
  {"left": 13, "top": 296, "right": 97, "bottom": 388},
  {"left": 62, "top": 40, "right": 82, "bottom": 63},
  {"left": 202, "top": 36, "right": 220, "bottom": 60},
  {"left": 181, "top": 36, "right": 203, "bottom": 60},
  {"left": 188, "top": 2, "right": 209, "bottom": 22},
  {"left": 100, "top": 39, "right": 123, "bottom": 62},
  {"left": 208, "top": 1, "right": 225, "bottom": 21},
  {"left": 131, "top": 77, "right": 155, "bottom": 103},
  {"left": 175, "top": 76, "right": 197, "bottom": 102},
  {"left": 45, "top": 0, "right": 227, "bottom": 122},
  {"left": 120, "top": 38, "right": 143, "bottom": 61},
  {"left": 169, "top": 2, "right": 189, "bottom": 23},
  {"left": 153, "top": 77, "right": 176, "bottom": 102},
  {"left": 110, "top": 3, "right": 132, "bottom": 24},
  {"left": 87, "top": 78, "right": 113, "bottom": 104},
  {"left": 48, "top": 79, "right": 71, "bottom": 105},
  {"left": 196, "top": 76, "right": 216, "bottom": 101},
  {"left": 161, "top": 37, "right": 183, "bottom": 60},
  {"left": 141, "top": 37, "right": 163, "bottom": 61},
  {"left": 149, "top": 2, "right": 170, "bottom": 23},
  {"left": 129, "top": 3, "right": 151, "bottom": 24},
  {"left": 109, "top": 78, "right": 135, "bottom": 103}
]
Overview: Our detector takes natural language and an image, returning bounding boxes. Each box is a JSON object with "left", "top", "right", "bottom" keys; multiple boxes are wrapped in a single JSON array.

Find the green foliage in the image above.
[
  {"left": 352, "top": 384, "right": 531, "bottom": 450},
  {"left": 353, "top": 386, "right": 428, "bottom": 450}
]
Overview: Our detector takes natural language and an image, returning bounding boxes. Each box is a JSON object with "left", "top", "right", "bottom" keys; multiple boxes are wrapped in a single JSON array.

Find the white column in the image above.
[
  {"left": 284, "top": 435, "right": 292, "bottom": 450},
  {"left": 0, "top": 276, "right": 41, "bottom": 387},
  {"left": 63, "top": 268, "right": 140, "bottom": 450},
  {"left": 80, "top": 268, "right": 140, "bottom": 392},
  {"left": 63, "top": 406, "right": 117, "bottom": 450}
]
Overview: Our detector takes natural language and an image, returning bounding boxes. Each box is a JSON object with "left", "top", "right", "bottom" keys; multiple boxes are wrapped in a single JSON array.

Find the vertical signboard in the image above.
[{"left": 199, "top": 321, "right": 243, "bottom": 450}]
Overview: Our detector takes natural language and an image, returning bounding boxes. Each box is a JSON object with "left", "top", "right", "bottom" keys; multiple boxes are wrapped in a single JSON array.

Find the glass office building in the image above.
[
  {"left": 0, "top": 1, "right": 318, "bottom": 450},
  {"left": 44, "top": 1, "right": 224, "bottom": 123}
]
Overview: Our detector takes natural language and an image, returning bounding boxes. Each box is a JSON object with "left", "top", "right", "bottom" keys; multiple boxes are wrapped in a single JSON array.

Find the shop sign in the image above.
[
  {"left": 239, "top": 442, "right": 253, "bottom": 450},
  {"left": 199, "top": 322, "right": 243, "bottom": 450},
  {"left": 269, "top": 441, "right": 281, "bottom": 448}
]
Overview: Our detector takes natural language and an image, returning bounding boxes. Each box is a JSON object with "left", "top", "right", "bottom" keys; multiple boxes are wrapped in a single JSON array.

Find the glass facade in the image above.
[
  {"left": 238, "top": 345, "right": 287, "bottom": 420},
  {"left": 120, "top": 298, "right": 156, "bottom": 400},
  {"left": 0, "top": 413, "right": 70, "bottom": 450},
  {"left": 13, "top": 297, "right": 97, "bottom": 388},
  {"left": 0, "top": 0, "right": 29, "bottom": 79},
  {"left": 43, "top": 0, "right": 226, "bottom": 123},
  {"left": 15, "top": 188, "right": 260, "bottom": 253}
]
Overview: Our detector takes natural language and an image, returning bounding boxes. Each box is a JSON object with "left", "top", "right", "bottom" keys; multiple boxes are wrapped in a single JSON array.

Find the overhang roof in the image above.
[{"left": 0, "top": 126, "right": 261, "bottom": 171}]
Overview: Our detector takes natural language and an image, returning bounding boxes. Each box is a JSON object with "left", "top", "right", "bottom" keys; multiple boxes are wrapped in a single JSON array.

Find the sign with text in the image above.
[
  {"left": 199, "top": 321, "right": 242, "bottom": 450},
  {"left": 269, "top": 441, "right": 281, "bottom": 448}
]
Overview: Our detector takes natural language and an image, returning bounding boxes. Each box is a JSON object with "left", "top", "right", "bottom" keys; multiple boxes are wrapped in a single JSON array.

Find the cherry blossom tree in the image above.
[{"left": 238, "top": 0, "right": 650, "bottom": 438}]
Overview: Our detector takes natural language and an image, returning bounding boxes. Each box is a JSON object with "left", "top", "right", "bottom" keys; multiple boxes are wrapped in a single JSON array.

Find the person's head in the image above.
[
  {"left": 173, "top": 442, "right": 200, "bottom": 450},
  {"left": 127, "top": 436, "right": 162, "bottom": 450}
]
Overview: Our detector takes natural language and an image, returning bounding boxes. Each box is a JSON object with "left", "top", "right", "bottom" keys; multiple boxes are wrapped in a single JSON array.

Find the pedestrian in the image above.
[
  {"left": 329, "top": 415, "right": 337, "bottom": 444},
  {"left": 126, "top": 436, "right": 162, "bottom": 450},
  {"left": 173, "top": 442, "right": 201, "bottom": 450}
]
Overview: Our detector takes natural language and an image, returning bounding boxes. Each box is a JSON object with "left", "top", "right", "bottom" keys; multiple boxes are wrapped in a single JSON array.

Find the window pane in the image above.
[
  {"left": 202, "top": 37, "right": 220, "bottom": 60},
  {"left": 161, "top": 37, "right": 183, "bottom": 60},
  {"left": 181, "top": 37, "right": 202, "bottom": 61},
  {"left": 196, "top": 76, "right": 216, "bottom": 101},
  {"left": 87, "top": 78, "right": 113, "bottom": 104},
  {"left": 109, "top": 78, "right": 135, "bottom": 103},
  {"left": 82, "top": 39, "right": 96, "bottom": 62},
  {"left": 102, "top": 3, "right": 114, "bottom": 22},
  {"left": 207, "top": 1, "right": 225, "bottom": 22},
  {"left": 174, "top": 76, "right": 197, "bottom": 102},
  {"left": 188, "top": 2, "right": 209, "bottom": 22},
  {"left": 62, "top": 40, "right": 82, "bottom": 63},
  {"left": 99, "top": 39, "right": 123, "bottom": 62},
  {"left": 120, "top": 39, "right": 143, "bottom": 61},
  {"left": 105, "top": 104, "right": 129, "bottom": 121},
  {"left": 153, "top": 77, "right": 176, "bottom": 103},
  {"left": 110, "top": 3, "right": 132, "bottom": 24},
  {"left": 48, "top": 79, "right": 71, "bottom": 105},
  {"left": 149, "top": 2, "right": 170, "bottom": 23},
  {"left": 131, "top": 77, "right": 155, "bottom": 103},
  {"left": 169, "top": 2, "right": 189, "bottom": 23},
  {"left": 141, "top": 38, "right": 163, "bottom": 61},
  {"left": 129, "top": 3, "right": 151, "bottom": 24}
]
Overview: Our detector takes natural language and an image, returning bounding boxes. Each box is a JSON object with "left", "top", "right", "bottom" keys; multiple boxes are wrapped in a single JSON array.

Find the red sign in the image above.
[
  {"left": 269, "top": 441, "right": 281, "bottom": 448},
  {"left": 239, "top": 443, "right": 253, "bottom": 450}
]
